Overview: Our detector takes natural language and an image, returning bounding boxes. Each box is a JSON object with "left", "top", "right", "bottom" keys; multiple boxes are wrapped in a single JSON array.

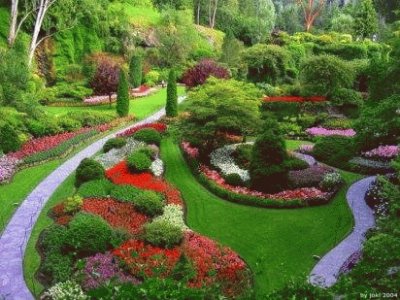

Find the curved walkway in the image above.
[
  {"left": 0, "top": 97, "right": 186, "bottom": 300},
  {"left": 309, "top": 176, "right": 376, "bottom": 288}
]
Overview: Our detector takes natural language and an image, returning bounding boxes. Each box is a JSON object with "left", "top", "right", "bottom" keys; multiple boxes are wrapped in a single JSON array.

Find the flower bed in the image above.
[
  {"left": 306, "top": 127, "right": 356, "bottom": 137},
  {"left": 117, "top": 123, "right": 167, "bottom": 138},
  {"left": 362, "top": 145, "right": 399, "bottom": 161},
  {"left": 349, "top": 157, "right": 394, "bottom": 174},
  {"left": 0, "top": 155, "right": 20, "bottom": 184}
]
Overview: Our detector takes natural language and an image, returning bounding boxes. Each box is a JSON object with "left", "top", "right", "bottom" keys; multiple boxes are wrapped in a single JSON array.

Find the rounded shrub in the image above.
[
  {"left": 110, "top": 184, "right": 142, "bottom": 202},
  {"left": 0, "top": 123, "right": 21, "bottom": 153},
  {"left": 75, "top": 158, "right": 105, "bottom": 187},
  {"left": 57, "top": 117, "right": 81, "bottom": 132},
  {"left": 133, "top": 190, "right": 164, "bottom": 216},
  {"left": 313, "top": 136, "right": 357, "bottom": 169},
  {"left": 127, "top": 151, "right": 152, "bottom": 173},
  {"left": 284, "top": 157, "right": 309, "bottom": 171},
  {"left": 78, "top": 179, "right": 114, "bottom": 198},
  {"left": 64, "top": 195, "right": 83, "bottom": 214},
  {"left": 103, "top": 137, "right": 127, "bottom": 153},
  {"left": 133, "top": 128, "right": 162, "bottom": 145},
  {"left": 224, "top": 173, "right": 245, "bottom": 187},
  {"left": 144, "top": 220, "right": 183, "bottom": 248}
]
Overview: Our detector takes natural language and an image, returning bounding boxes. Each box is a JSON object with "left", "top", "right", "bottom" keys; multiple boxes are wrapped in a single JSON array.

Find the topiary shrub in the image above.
[
  {"left": 249, "top": 119, "right": 289, "bottom": 193},
  {"left": 116, "top": 70, "right": 130, "bottom": 117},
  {"left": 127, "top": 151, "right": 152, "bottom": 173},
  {"left": 129, "top": 54, "right": 143, "bottom": 88},
  {"left": 64, "top": 213, "right": 114, "bottom": 254},
  {"left": 110, "top": 184, "right": 142, "bottom": 202},
  {"left": 144, "top": 219, "right": 183, "bottom": 248},
  {"left": 224, "top": 173, "right": 246, "bottom": 187},
  {"left": 103, "top": 137, "right": 126, "bottom": 153},
  {"left": 166, "top": 69, "right": 178, "bottom": 117},
  {"left": 133, "top": 128, "right": 162, "bottom": 145},
  {"left": 75, "top": 158, "right": 105, "bottom": 187},
  {"left": 313, "top": 136, "right": 357, "bottom": 169},
  {"left": 78, "top": 179, "right": 114, "bottom": 198},
  {"left": 133, "top": 190, "right": 164, "bottom": 216},
  {"left": 0, "top": 123, "right": 21, "bottom": 153}
]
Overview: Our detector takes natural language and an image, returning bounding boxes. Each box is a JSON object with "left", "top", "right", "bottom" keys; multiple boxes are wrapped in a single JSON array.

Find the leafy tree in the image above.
[
  {"left": 180, "top": 78, "right": 261, "bottom": 151},
  {"left": 166, "top": 69, "right": 178, "bottom": 117},
  {"left": 116, "top": 70, "right": 129, "bottom": 117},
  {"left": 330, "top": 13, "right": 355, "bottom": 34},
  {"left": 90, "top": 56, "right": 119, "bottom": 106},
  {"left": 374, "top": 0, "right": 400, "bottom": 24},
  {"left": 182, "top": 59, "right": 230, "bottom": 87},
  {"left": 354, "top": 0, "right": 378, "bottom": 39},
  {"left": 129, "top": 54, "right": 143, "bottom": 88},
  {"left": 220, "top": 30, "right": 244, "bottom": 72}
]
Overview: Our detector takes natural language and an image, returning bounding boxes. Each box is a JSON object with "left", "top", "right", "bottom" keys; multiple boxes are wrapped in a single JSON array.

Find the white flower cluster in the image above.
[
  {"left": 210, "top": 143, "right": 251, "bottom": 182},
  {"left": 150, "top": 158, "right": 164, "bottom": 177},
  {"left": 41, "top": 281, "right": 88, "bottom": 300},
  {"left": 95, "top": 138, "right": 145, "bottom": 169},
  {"left": 154, "top": 204, "right": 188, "bottom": 231}
]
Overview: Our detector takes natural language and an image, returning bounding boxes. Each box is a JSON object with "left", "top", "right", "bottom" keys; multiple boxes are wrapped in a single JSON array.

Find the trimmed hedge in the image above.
[
  {"left": 127, "top": 151, "right": 152, "bottom": 173},
  {"left": 133, "top": 128, "right": 162, "bottom": 145},
  {"left": 144, "top": 220, "right": 183, "bottom": 248},
  {"left": 75, "top": 157, "right": 105, "bottom": 187},
  {"left": 78, "top": 179, "right": 115, "bottom": 198},
  {"left": 103, "top": 137, "right": 127, "bottom": 153}
]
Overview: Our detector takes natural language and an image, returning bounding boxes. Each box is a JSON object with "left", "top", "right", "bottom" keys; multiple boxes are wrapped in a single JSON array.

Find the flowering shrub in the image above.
[
  {"left": 320, "top": 172, "right": 343, "bottom": 191},
  {"left": 0, "top": 155, "right": 20, "bottom": 183},
  {"left": 118, "top": 123, "right": 167, "bottom": 138},
  {"left": 113, "top": 239, "right": 181, "bottom": 278},
  {"left": 210, "top": 144, "right": 251, "bottom": 182},
  {"left": 150, "top": 158, "right": 164, "bottom": 177},
  {"left": 306, "top": 127, "right": 356, "bottom": 137},
  {"left": 42, "top": 281, "right": 88, "bottom": 300},
  {"left": 289, "top": 165, "right": 332, "bottom": 188},
  {"left": 181, "top": 142, "right": 199, "bottom": 159},
  {"left": 82, "top": 198, "right": 148, "bottom": 235},
  {"left": 363, "top": 145, "right": 399, "bottom": 161},
  {"left": 297, "top": 144, "right": 314, "bottom": 154},
  {"left": 154, "top": 204, "right": 188, "bottom": 231},
  {"left": 81, "top": 253, "right": 137, "bottom": 290},
  {"left": 349, "top": 157, "right": 393, "bottom": 174}
]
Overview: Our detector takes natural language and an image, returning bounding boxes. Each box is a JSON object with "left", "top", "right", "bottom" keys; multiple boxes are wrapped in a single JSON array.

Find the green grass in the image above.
[
  {"left": 286, "top": 139, "right": 313, "bottom": 151},
  {"left": 24, "top": 175, "right": 76, "bottom": 296},
  {"left": 109, "top": 2, "right": 160, "bottom": 28},
  {"left": 43, "top": 87, "right": 185, "bottom": 119},
  {"left": 0, "top": 160, "right": 61, "bottom": 233},
  {"left": 161, "top": 138, "right": 362, "bottom": 297}
]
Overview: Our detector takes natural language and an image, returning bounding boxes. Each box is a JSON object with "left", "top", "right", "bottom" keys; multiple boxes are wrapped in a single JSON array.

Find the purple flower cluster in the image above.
[
  {"left": 0, "top": 156, "right": 20, "bottom": 183},
  {"left": 297, "top": 144, "right": 314, "bottom": 154},
  {"left": 289, "top": 165, "right": 333, "bottom": 188},
  {"left": 363, "top": 145, "right": 399, "bottom": 160},
  {"left": 306, "top": 127, "right": 356, "bottom": 137},
  {"left": 82, "top": 252, "right": 138, "bottom": 290},
  {"left": 338, "top": 250, "right": 362, "bottom": 275}
]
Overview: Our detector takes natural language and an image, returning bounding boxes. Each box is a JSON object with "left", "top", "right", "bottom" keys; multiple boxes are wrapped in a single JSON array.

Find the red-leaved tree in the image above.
[
  {"left": 295, "top": 0, "right": 325, "bottom": 32},
  {"left": 90, "top": 57, "right": 120, "bottom": 106},
  {"left": 182, "top": 59, "right": 230, "bottom": 88}
]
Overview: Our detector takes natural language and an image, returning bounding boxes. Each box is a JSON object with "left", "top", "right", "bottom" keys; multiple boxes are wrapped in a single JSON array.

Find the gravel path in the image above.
[
  {"left": 0, "top": 97, "right": 185, "bottom": 300},
  {"left": 309, "top": 176, "right": 376, "bottom": 288}
]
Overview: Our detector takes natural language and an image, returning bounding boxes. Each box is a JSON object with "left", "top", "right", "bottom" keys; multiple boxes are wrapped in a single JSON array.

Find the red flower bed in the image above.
[
  {"left": 113, "top": 239, "right": 181, "bottom": 278},
  {"left": 183, "top": 232, "right": 248, "bottom": 296},
  {"left": 200, "top": 165, "right": 328, "bottom": 201},
  {"left": 117, "top": 123, "right": 167, "bottom": 138},
  {"left": 82, "top": 198, "right": 149, "bottom": 235},
  {"left": 132, "top": 85, "right": 150, "bottom": 93},
  {"left": 263, "top": 96, "right": 326, "bottom": 103},
  {"left": 106, "top": 161, "right": 183, "bottom": 206}
]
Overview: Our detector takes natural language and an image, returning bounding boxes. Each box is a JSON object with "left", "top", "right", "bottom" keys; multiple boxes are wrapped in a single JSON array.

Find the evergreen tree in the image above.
[
  {"left": 129, "top": 54, "right": 143, "bottom": 88},
  {"left": 220, "top": 30, "right": 243, "bottom": 70},
  {"left": 116, "top": 70, "right": 130, "bottom": 117},
  {"left": 166, "top": 69, "right": 178, "bottom": 117},
  {"left": 354, "top": 0, "right": 378, "bottom": 39}
]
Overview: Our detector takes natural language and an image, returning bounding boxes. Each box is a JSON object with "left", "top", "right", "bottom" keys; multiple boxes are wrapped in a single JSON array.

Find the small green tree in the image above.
[
  {"left": 166, "top": 69, "right": 178, "bottom": 117},
  {"left": 0, "top": 123, "right": 21, "bottom": 153},
  {"left": 116, "top": 70, "right": 130, "bottom": 117},
  {"left": 129, "top": 54, "right": 143, "bottom": 88},
  {"left": 354, "top": 0, "right": 378, "bottom": 39}
]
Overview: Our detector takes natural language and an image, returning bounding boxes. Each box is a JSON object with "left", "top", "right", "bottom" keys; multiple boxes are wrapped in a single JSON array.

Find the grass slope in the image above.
[
  {"left": 43, "top": 87, "right": 185, "bottom": 119},
  {"left": 161, "top": 138, "right": 361, "bottom": 296}
]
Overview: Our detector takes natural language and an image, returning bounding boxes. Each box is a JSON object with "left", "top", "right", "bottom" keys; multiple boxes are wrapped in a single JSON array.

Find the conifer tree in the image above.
[
  {"left": 166, "top": 69, "right": 178, "bottom": 117},
  {"left": 116, "top": 70, "right": 130, "bottom": 117}
]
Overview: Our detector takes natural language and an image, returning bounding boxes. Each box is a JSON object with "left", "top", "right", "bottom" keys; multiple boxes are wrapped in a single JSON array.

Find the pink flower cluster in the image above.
[
  {"left": 306, "top": 127, "right": 356, "bottom": 137},
  {"left": 117, "top": 123, "right": 167, "bottom": 137},
  {"left": 0, "top": 156, "right": 20, "bottom": 183},
  {"left": 363, "top": 145, "right": 399, "bottom": 160},
  {"left": 200, "top": 165, "right": 328, "bottom": 201},
  {"left": 181, "top": 142, "right": 199, "bottom": 159},
  {"left": 83, "top": 94, "right": 116, "bottom": 105},
  {"left": 297, "top": 144, "right": 314, "bottom": 154}
]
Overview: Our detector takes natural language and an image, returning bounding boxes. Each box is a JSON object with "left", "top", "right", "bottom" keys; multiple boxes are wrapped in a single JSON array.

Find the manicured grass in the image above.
[
  {"left": 43, "top": 87, "right": 185, "bottom": 119},
  {"left": 161, "top": 138, "right": 362, "bottom": 297},
  {"left": 0, "top": 160, "right": 61, "bottom": 233},
  {"left": 286, "top": 139, "right": 313, "bottom": 151},
  {"left": 24, "top": 175, "right": 76, "bottom": 296}
]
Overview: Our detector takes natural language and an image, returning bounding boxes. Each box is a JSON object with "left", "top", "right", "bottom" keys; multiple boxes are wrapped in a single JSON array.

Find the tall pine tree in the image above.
[
  {"left": 116, "top": 70, "right": 130, "bottom": 117},
  {"left": 166, "top": 69, "right": 178, "bottom": 117},
  {"left": 129, "top": 54, "right": 143, "bottom": 88}
]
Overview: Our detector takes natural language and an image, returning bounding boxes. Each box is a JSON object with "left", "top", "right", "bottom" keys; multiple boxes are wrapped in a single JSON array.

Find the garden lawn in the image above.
[
  {"left": 161, "top": 138, "right": 362, "bottom": 297},
  {"left": 286, "top": 139, "right": 313, "bottom": 151},
  {"left": 0, "top": 160, "right": 61, "bottom": 233},
  {"left": 43, "top": 87, "right": 185, "bottom": 120}
]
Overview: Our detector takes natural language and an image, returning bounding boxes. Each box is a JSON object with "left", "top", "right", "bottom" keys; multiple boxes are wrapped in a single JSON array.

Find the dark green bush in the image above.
[
  {"left": 116, "top": 70, "right": 130, "bottom": 117},
  {"left": 0, "top": 123, "right": 21, "bottom": 153},
  {"left": 25, "top": 118, "right": 62, "bottom": 138},
  {"left": 110, "top": 184, "right": 142, "bottom": 202},
  {"left": 284, "top": 157, "right": 309, "bottom": 171},
  {"left": 75, "top": 158, "right": 105, "bottom": 187},
  {"left": 133, "top": 128, "right": 162, "bottom": 145},
  {"left": 232, "top": 144, "right": 253, "bottom": 169},
  {"left": 313, "top": 136, "right": 357, "bottom": 169},
  {"left": 57, "top": 117, "right": 82, "bottom": 132},
  {"left": 330, "top": 88, "right": 363, "bottom": 117},
  {"left": 224, "top": 173, "right": 246, "bottom": 187},
  {"left": 144, "top": 220, "right": 183, "bottom": 248},
  {"left": 64, "top": 213, "right": 114, "bottom": 254},
  {"left": 103, "top": 137, "right": 127, "bottom": 153},
  {"left": 127, "top": 151, "right": 152, "bottom": 173},
  {"left": 166, "top": 69, "right": 178, "bottom": 117},
  {"left": 133, "top": 190, "right": 164, "bottom": 217},
  {"left": 41, "top": 251, "right": 73, "bottom": 284},
  {"left": 314, "top": 43, "right": 368, "bottom": 60},
  {"left": 78, "top": 179, "right": 114, "bottom": 198}
]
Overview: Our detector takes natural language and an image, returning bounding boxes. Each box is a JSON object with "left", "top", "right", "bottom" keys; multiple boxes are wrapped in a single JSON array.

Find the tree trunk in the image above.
[
  {"left": 196, "top": 1, "right": 201, "bottom": 25},
  {"left": 211, "top": 0, "right": 218, "bottom": 29},
  {"left": 109, "top": 94, "right": 112, "bottom": 107},
  {"left": 8, "top": 0, "right": 18, "bottom": 46}
]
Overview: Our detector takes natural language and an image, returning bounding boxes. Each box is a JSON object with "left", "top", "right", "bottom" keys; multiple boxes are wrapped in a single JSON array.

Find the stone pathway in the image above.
[
  {"left": 0, "top": 97, "right": 186, "bottom": 300},
  {"left": 309, "top": 176, "right": 376, "bottom": 288}
]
